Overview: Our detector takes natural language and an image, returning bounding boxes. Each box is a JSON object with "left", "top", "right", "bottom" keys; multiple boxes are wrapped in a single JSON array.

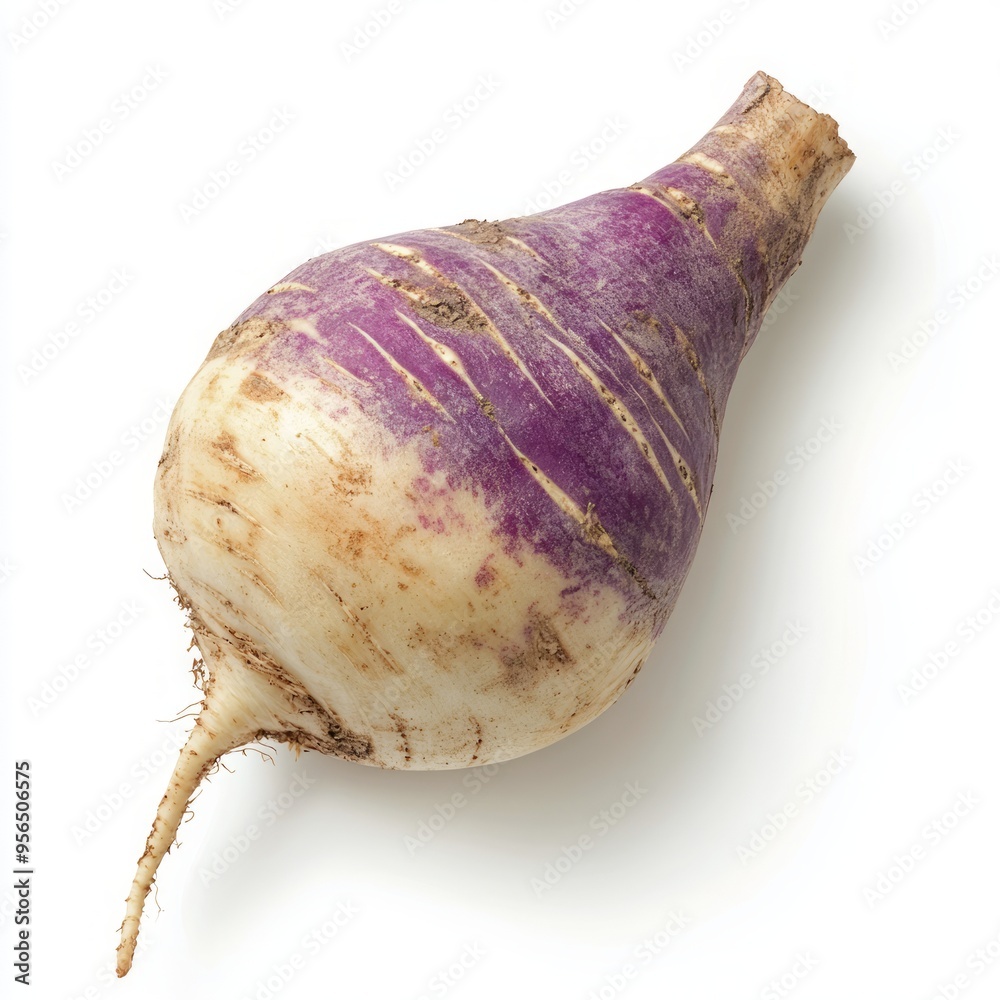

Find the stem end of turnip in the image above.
[{"left": 702, "top": 70, "right": 855, "bottom": 233}]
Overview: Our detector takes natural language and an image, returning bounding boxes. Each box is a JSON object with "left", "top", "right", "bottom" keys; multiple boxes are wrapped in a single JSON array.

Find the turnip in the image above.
[{"left": 116, "top": 71, "right": 853, "bottom": 975}]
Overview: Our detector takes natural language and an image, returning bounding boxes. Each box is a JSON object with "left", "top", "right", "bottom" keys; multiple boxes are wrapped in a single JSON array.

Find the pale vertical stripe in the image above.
[
  {"left": 395, "top": 311, "right": 484, "bottom": 404},
  {"left": 319, "top": 356, "right": 367, "bottom": 386},
  {"left": 677, "top": 150, "right": 734, "bottom": 182},
  {"left": 395, "top": 312, "right": 623, "bottom": 563},
  {"left": 285, "top": 317, "right": 368, "bottom": 386},
  {"left": 322, "top": 580, "right": 405, "bottom": 677},
  {"left": 666, "top": 319, "right": 719, "bottom": 440},
  {"left": 266, "top": 281, "right": 318, "bottom": 294},
  {"left": 366, "top": 248, "right": 555, "bottom": 409},
  {"left": 285, "top": 316, "right": 325, "bottom": 344},
  {"left": 428, "top": 228, "right": 547, "bottom": 262},
  {"left": 478, "top": 259, "right": 573, "bottom": 339},
  {"left": 629, "top": 386, "right": 703, "bottom": 521},
  {"left": 545, "top": 336, "right": 681, "bottom": 504},
  {"left": 627, "top": 184, "right": 754, "bottom": 349},
  {"left": 497, "top": 429, "right": 622, "bottom": 562},
  {"left": 503, "top": 235, "right": 547, "bottom": 261},
  {"left": 349, "top": 322, "right": 453, "bottom": 421},
  {"left": 601, "top": 320, "right": 690, "bottom": 440}
]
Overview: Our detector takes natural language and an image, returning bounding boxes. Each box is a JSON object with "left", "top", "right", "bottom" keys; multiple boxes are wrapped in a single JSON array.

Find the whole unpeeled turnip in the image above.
[{"left": 116, "top": 71, "right": 853, "bottom": 975}]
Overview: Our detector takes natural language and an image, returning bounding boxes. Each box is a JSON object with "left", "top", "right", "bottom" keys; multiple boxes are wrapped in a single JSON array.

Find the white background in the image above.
[{"left": 3, "top": 0, "right": 1000, "bottom": 997}]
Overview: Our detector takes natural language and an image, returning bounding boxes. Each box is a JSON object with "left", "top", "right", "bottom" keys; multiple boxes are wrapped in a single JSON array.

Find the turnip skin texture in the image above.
[{"left": 116, "top": 71, "right": 853, "bottom": 975}]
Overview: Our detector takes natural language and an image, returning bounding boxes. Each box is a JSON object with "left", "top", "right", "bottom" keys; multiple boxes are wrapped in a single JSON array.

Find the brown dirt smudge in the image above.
[
  {"left": 502, "top": 614, "right": 572, "bottom": 690},
  {"left": 383, "top": 275, "right": 490, "bottom": 334},
  {"left": 240, "top": 371, "right": 287, "bottom": 403}
]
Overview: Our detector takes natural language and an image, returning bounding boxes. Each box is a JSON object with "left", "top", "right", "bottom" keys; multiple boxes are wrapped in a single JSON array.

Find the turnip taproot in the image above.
[{"left": 116, "top": 71, "right": 853, "bottom": 975}]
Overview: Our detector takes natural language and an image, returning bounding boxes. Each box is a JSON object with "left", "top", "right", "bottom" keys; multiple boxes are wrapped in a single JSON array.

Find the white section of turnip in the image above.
[{"left": 155, "top": 350, "right": 652, "bottom": 769}]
